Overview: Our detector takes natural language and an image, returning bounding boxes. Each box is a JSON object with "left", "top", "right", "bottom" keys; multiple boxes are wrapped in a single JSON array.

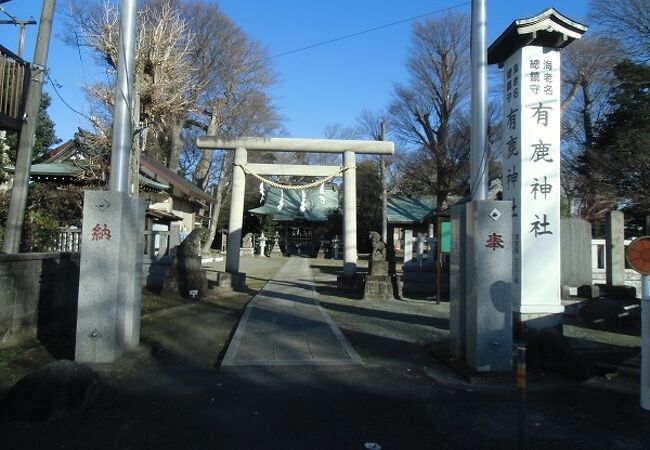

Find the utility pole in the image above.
[
  {"left": 0, "top": 7, "right": 37, "bottom": 59},
  {"left": 470, "top": 0, "right": 488, "bottom": 200},
  {"left": 110, "top": 0, "right": 137, "bottom": 193},
  {"left": 2, "top": 0, "right": 56, "bottom": 254},
  {"left": 380, "top": 121, "right": 388, "bottom": 244}
]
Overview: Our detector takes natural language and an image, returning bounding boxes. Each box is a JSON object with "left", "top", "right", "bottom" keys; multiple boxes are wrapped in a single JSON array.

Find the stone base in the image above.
[
  {"left": 239, "top": 247, "right": 254, "bottom": 257},
  {"left": 369, "top": 260, "right": 388, "bottom": 276},
  {"left": 363, "top": 275, "right": 394, "bottom": 300},
  {"left": 513, "top": 311, "right": 563, "bottom": 338},
  {"left": 206, "top": 271, "right": 247, "bottom": 291},
  {"left": 163, "top": 268, "right": 209, "bottom": 299}
]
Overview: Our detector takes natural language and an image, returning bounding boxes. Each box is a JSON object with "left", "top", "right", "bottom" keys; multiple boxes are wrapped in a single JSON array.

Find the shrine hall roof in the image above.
[{"left": 387, "top": 196, "right": 438, "bottom": 224}]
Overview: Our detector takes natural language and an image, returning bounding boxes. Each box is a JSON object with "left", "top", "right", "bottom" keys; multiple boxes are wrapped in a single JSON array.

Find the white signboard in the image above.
[{"left": 502, "top": 46, "right": 562, "bottom": 314}]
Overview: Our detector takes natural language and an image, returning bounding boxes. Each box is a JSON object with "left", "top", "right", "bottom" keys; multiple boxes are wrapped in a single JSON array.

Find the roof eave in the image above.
[{"left": 488, "top": 8, "right": 587, "bottom": 66}]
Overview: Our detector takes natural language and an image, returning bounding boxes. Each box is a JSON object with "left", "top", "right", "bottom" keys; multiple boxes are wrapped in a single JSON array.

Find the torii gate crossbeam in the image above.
[{"left": 196, "top": 137, "right": 394, "bottom": 282}]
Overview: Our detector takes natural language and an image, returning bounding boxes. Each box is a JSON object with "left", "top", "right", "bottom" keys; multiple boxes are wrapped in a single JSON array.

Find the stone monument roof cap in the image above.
[{"left": 488, "top": 8, "right": 587, "bottom": 66}]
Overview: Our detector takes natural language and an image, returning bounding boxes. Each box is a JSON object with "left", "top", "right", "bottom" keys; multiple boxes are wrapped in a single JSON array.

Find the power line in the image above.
[
  {"left": 270, "top": 2, "right": 471, "bottom": 59},
  {"left": 46, "top": 72, "right": 96, "bottom": 124}
]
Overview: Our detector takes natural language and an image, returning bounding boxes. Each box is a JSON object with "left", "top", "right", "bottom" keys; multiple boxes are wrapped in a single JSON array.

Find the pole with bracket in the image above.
[{"left": 2, "top": 0, "right": 55, "bottom": 254}]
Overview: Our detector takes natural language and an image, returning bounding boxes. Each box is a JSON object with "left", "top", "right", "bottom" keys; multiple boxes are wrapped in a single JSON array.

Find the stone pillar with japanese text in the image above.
[
  {"left": 489, "top": 9, "right": 587, "bottom": 331},
  {"left": 75, "top": 191, "right": 145, "bottom": 363},
  {"left": 503, "top": 47, "right": 563, "bottom": 326}
]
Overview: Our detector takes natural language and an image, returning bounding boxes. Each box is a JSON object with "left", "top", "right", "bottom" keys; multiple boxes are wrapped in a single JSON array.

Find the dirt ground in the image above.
[{"left": 0, "top": 255, "right": 648, "bottom": 450}]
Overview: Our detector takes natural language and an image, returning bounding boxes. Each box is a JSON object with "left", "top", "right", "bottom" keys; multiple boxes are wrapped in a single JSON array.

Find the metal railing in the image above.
[
  {"left": 144, "top": 230, "right": 172, "bottom": 258},
  {"left": 56, "top": 227, "right": 82, "bottom": 252},
  {"left": 0, "top": 44, "right": 29, "bottom": 131},
  {"left": 56, "top": 227, "right": 174, "bottom": 258}
]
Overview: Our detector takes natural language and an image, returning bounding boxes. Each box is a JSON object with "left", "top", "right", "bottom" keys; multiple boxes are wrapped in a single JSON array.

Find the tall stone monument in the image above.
[
  {"left": 75, "top": 191, "right": 145, "bottom": 362},
  {"left": 465, "top": 200, "right": 513, "bottom": 371},
  {"left": 488, "top": 8, "right": 587, "bottom": 333}
]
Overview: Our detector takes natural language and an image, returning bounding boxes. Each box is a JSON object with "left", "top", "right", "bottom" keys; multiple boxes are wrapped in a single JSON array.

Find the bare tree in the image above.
[
  {"left": 66, "top": 0, "right": 198, "bottom": 164},
  {"left": 177, "top": 1, "right": 281, "bottom": 252},
  {"left": 389, "top": 13, "right": 471, "bottom": 209},
  {"left": 589, "top": 0, "right": 650, "bottom": 61},
  {"left": 182, "top": 1, "right": 280, "bottom": 189}
]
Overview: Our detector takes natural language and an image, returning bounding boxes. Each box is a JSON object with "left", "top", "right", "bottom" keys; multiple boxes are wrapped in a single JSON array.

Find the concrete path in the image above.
[{"left": 221, "top": 257, "right": 363, "bottom": 367}]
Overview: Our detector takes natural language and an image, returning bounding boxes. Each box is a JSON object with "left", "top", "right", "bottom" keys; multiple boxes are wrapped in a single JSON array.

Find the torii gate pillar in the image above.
[
  {"left": 342, "top": 150, "right": 357, "bottom": 277},
  {"left": 226, "top": 146, "right": 247, "bottom": 275}
]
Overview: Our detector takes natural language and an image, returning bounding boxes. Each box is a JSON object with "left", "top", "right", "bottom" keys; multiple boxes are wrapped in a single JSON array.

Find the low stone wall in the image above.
[
  {"left": 0, "top": 252, "right": 80, "bottom": 348},
  {"left": 0, "top": 249, "right": 179, "bottom": 348},
  {"left": 592, "top": 269, "right": 642, "bottom": 297}
]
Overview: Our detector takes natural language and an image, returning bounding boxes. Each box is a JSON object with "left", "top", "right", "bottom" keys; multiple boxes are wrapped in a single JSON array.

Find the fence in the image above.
[
  {"left": 591, "top": 238, "right": 641, "bottom": 293},
  {"left": 56, "top": 227, "right": 175, "bottom": 258},
  {"left": 0, "top": 44, "right": 29, "bottom": 131},
  {"left": 56, "top": 227, "right": 82, "bottom": 252}
]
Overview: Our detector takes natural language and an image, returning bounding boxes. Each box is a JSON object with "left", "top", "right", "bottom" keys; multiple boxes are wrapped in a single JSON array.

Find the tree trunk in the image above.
[
  {"left": 201, "top": 152, "right": 232, "bottom": 253},
  {"left": 168, "top": 113, "right": 183, "bottom": 172},
  {"left": 194, "top": 150, "right": 213, "bottom": 190},
  {"left": 193, "top": 112, "right": 220, "bottom": 189},
  {"left": 202, "top": 178, "right": 224, "bottom": 254}
]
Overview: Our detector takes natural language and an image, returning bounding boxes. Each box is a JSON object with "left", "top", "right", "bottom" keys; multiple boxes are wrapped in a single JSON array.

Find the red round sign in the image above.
[{"left": 626, "top": 236, "right": 650, "bottom": 275}]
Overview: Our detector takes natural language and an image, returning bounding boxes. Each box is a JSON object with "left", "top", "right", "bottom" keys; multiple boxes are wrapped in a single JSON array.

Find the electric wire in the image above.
[
  {"left": 46, "top": 72, "right": 96, "bottom": 124},
  {"left": 270, "top": 2, "right": 471, "bottom": 59}
]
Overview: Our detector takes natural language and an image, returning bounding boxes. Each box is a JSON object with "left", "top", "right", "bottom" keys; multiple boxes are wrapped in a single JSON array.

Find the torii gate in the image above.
[{"left": 196, "top": 137, "right": 394, "bottom": 282}]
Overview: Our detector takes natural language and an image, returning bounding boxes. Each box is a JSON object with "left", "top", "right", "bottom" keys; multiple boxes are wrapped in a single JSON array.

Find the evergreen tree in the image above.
[
  {"left": 4, "top": 92, "right": 61, "bottom": 163},
  {"left": 583, "top": 61, "right": 650, "bottom": 229}
]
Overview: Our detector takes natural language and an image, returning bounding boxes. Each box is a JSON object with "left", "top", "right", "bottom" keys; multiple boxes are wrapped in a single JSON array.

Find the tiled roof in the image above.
[{"left": 386, "top": 196, "right": 437, "bottom": 224}]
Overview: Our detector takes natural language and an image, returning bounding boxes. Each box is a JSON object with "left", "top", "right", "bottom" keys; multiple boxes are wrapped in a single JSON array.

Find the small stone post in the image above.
[
  {"left": 605, "top": 210, "right": 625, "bottom": 286},
  {"left": 449, "top": 204, "right": 467, "bottom": 358},
  {"left": 271, "top": 232, "right": 282, "bottom": 255},
  {"left": 403, "top": 229, "right": 413, "bottom": 264},
  {"left": 333, "top": 235, "right": 340, "bottom": 259},
  {"left": 416, "top": 233, "right": 424, "bottom": 265},
  {"left": 258, "top": 232, "right": 267, "bottom": 257},
  {"left": 427, "top": 237, "right": 436, "bottom": 264}
]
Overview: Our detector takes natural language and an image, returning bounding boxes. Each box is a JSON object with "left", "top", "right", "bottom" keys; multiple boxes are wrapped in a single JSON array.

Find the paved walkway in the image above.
[{"left": 221, "top": 257, "right": 363, "bottom": 367}]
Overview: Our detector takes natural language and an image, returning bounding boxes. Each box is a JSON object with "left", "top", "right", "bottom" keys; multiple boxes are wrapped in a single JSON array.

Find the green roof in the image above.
[
  {"left": 139, "top": 173, "right": 170, "bottom": 190},
  {"left": 249, "top": 186, "right": 339, "bottom": 222},
  {"left": 4, "top": 162, "right": 171, "bottom": 190},
  {"left": 4, "top": 162, "right": 84, "bottom": 177},
  {"left": 387, "top": 196, "right": 437, "bottom": 223}
]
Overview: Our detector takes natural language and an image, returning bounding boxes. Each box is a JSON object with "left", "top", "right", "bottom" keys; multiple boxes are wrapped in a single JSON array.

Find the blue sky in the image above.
[{"left": 0, "top": 0, "right": 589, "bottom": 143}]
